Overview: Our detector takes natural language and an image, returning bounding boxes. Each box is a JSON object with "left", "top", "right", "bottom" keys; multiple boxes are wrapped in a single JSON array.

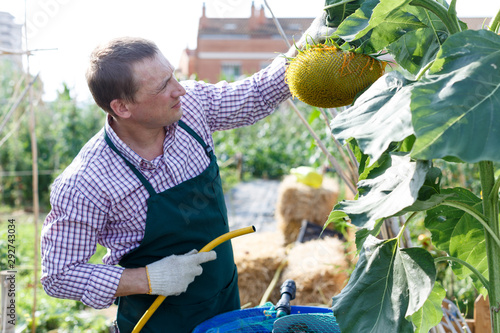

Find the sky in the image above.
[{"left": 1, "top": 0, "right": 498, "bottom": 102}]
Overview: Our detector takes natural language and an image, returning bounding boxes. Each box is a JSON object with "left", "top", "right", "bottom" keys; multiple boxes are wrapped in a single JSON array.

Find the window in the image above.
[
  {"left": 287, "top": 23, "right": 302, "bottom": 30},
  {"left": 221, "top": 62, "right": 241, "bottom": 80},
  {"left": 223, "top": 23, "right": 237, "bottom": 30}
]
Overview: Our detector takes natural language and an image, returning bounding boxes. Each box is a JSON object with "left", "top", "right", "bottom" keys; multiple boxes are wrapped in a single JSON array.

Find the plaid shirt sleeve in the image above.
[
  {"left": 41, "top": 179, "right": 124, "bottom": 309},
  {"left": 182, "top": 56, "right": 291, "bottom": 132}
]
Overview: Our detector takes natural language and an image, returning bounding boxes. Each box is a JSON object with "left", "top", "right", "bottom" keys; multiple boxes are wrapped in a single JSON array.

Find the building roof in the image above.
[
  {"left": 198, "top": 3, "right": 313, "bottom": 41},
  {"left": 197, "top": 3, "right": 492, "bottom": 40},
  {"left": 199, "top": 16, "right": 314, "bottom": 40}
]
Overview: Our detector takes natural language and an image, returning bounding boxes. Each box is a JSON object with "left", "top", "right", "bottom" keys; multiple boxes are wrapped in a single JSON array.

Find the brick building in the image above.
[
  {"left": 178, "top": 3, "right": 491, "bottom": 83},
  {"left": 178, "top": 3, "right": 313, "bottom": 83}
]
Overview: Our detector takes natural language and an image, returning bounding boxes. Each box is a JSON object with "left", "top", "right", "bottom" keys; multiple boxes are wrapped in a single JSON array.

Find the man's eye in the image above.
[{"left": 157, "top": 82, "right": 168, "bottom": 94}]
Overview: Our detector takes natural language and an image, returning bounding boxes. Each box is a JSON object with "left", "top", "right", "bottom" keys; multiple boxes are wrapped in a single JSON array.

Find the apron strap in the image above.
[
  {"left": 178, "top": 120, "right": 213, "bottom": 157},
  {"left": 104, "top": 120, "right": 212, "bottom": 196},
  {"left": 104, "top": 130, "right": 157, "bottom": 196}
]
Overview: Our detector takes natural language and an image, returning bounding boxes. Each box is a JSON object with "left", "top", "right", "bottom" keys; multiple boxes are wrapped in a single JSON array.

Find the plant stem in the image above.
[
  {"left": 286, "top": 100, "right": 357, "bottom": 196},
  {"left": 479, "top": 161, "right": 500, "bottom": 333},
  {"left": 263, "top": 0, "right": 291, "bottom": 49},
  {"left": 490, "top": 8, "right": 500, "bottom": 33},
  {"left": 396, "top": 211, "right": 418, "bottom": 242},
  {"left": 434, "top": 256, "right": 490, "bottom": 294},
  {"left": 259, "top": 258, "right": 288, "bottom": 306},
  {"left": 492, "top": 175, "right": 500, "bottom": 201},
  {"left": 415, "top": 60, "right": 434, "bottom": 81},
  {"left": 409, "top": 0, "right": 461, "bottom": 35},
  {"left": 318, "top": 107, "right": 359, "bottom": 184},
  {"left": 264, "top": 0, "right": 358, "bottom": 196},
  {"left": 440, "top": 201, "right": 500, "bottom": 248}
]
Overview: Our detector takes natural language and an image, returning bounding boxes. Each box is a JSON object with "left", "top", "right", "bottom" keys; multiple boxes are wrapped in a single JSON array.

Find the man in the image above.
[{"left": 41, "top": 14, "right": 332, "bottom": 333}]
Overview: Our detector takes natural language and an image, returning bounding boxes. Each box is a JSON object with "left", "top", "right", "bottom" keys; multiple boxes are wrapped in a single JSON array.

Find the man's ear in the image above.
[{"left": 110, "top": 99, "right": 131, "bottom": 119}]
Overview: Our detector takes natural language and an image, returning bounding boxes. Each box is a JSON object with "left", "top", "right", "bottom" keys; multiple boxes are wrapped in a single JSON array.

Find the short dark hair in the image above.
[{"left": 86, "top": 37, "right": 159, "bottom": 115}]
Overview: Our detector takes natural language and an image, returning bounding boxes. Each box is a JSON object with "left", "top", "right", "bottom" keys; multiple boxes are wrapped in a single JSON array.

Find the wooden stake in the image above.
[{"left": 475, "top": 295, "right": 491, "bottom": 333}]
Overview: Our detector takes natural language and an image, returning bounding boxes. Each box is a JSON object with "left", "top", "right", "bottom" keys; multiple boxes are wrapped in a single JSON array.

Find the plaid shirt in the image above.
[{"left": 40, "top": 57, "right": 291, "bottom": 309}]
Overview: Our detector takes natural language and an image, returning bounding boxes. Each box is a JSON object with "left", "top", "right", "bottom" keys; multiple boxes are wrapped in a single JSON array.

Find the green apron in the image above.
[{"left": 105, "top": 120, "right": 240, "bottom": 333}]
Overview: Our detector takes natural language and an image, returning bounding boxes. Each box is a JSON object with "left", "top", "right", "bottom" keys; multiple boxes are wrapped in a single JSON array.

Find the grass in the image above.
[{"left": 0, "top": 209, "right": 115, "bottom": 332}]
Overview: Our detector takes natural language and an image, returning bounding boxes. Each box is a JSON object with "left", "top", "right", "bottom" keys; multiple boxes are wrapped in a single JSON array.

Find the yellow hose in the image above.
[{"left": 132, "top": 225, "right": 256, "bottom": 333}]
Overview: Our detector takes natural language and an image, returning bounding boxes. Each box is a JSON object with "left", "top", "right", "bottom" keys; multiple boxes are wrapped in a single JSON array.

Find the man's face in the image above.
[{"left": 126, "top": 52, "right": 186, "bottom": 129}]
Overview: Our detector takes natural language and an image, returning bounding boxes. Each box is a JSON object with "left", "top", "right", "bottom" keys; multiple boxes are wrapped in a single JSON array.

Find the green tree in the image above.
[
  {"left": 0, "top": 59, "right": 104, "bottom": 209},
  {"left": 214, "top": 102, "right": 342, "bottom": 181}
]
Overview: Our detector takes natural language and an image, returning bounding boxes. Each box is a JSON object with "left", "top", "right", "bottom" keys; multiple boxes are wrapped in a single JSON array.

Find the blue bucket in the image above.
[{"left": 193, "top": 305, "right": 334, "bottom": 333}]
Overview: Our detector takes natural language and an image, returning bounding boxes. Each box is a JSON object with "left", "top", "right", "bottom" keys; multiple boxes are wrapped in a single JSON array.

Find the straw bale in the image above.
[
  {"left": 276, "top": 175, "right": 340, "bottom": 244},
  {"left": 281, "top": 237, "right": 349, "bottom": 306},
  {"left": 232, "top": 231, "right": 287, "bottom": 307}
]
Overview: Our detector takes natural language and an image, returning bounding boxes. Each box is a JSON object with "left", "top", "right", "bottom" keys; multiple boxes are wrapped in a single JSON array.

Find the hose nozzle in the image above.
[{"left": 276, "top": 279, "right": 296, "bottom": 317}]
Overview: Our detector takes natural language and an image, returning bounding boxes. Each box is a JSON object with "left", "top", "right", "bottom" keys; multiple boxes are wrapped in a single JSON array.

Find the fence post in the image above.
[{"left": 474, "top": 295, "right": 491, "bottom": 333}]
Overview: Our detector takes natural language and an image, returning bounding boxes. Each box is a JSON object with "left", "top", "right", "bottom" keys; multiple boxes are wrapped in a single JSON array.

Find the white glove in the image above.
[
  {"left": 297, "top": 11, "right": 337, "bottom": 49},
  {"left": 145, "top": 249, "right": 217, "bottom": 296}
]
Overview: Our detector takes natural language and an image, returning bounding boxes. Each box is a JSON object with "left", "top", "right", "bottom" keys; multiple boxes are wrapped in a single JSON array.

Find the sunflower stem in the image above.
[
  {"left": 409, "top": 0, "right": 461, "bottom": 35},
  {"left": 434, "top": 256, "right": 490, "bottom": 294},
  {"left": 479, "top": 161, "right": 500, "bottom": 333}
]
